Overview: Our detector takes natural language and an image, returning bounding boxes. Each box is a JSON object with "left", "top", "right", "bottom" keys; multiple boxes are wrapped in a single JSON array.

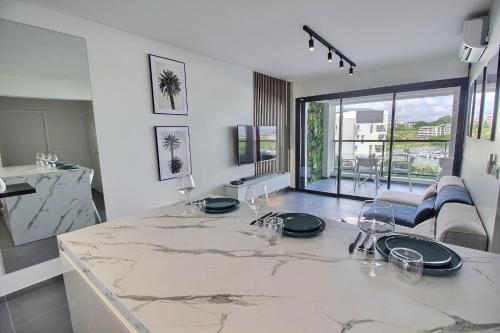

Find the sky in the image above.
[{"left": 343, "top": 95, "right": 455, "bottom": 123}]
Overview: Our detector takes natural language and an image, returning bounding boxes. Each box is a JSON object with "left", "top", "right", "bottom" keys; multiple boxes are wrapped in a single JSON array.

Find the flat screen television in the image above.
[
  {"left": 257, "top": 126, "right": 277, "bottom": 161},
  {"left": 237, "top": 125, "right": 256, "bottom": 165}
]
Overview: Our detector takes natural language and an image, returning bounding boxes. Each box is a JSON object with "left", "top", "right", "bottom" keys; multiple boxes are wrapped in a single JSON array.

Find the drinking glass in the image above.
[
  {"left": 245, "top": 184, "right": 269, "bottom": 235},
  {"left": 358, "top": 200, "right": 395, "bottom": 277},
  {"left": 176, "top": 175, "right": 195, "bottom": 214},
  {"left": 262, "top": 216, "right": 284, "bottom": 241},
  {"left": 35, "top": 152, "right": 43, "bottom": 167},
  {"left": 49, "top": 154, "right": 58, "bottom": 168},
  {"left": 389, "top": 247, "right": 424, "bottom": 283},
  {"left": 40, "top": 153, "right": 48, "bottom": 169}
]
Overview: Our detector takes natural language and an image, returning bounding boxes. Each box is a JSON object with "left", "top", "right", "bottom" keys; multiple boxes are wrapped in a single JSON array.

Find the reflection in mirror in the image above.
[{"left": 0, "top": 19, "right": 105, "bottom": 275}]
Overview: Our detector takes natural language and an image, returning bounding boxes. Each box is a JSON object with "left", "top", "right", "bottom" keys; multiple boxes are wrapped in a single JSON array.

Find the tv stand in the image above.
[{"left": 224, "top": 172, "right": 290, "bottom": 200}]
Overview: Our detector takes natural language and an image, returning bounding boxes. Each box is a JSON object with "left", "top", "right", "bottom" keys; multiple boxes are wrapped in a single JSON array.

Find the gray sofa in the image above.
[{"left": 375, "top": 176, "right": 488, "bottom": 251}]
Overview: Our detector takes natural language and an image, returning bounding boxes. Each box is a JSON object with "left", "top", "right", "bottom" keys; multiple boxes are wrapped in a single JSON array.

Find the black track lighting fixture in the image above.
[
  {"left": 303, "top": 25, "right": 356, "bottom": 71},
  {"left": 308, "top": 34, "right": 314, "bottom": 51}
]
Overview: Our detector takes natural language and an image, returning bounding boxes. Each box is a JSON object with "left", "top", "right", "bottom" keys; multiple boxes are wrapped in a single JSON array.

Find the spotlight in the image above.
[
  {"left": 349, "top": 66, "right": 354, "bottom": 75},
  {"left": 339, "top": 59, "right": 344, "bottom": 69},
  {"left": 309, "top": 34, "right": 314, "bottom": 51},
  {"left": 328, "top": 50, "right": 333, "bottom": 62}
]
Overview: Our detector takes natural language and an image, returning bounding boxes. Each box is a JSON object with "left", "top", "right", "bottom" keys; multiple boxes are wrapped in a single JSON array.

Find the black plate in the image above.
[
  {"left": 385, "top": 235, "right": 452, "bottom": 267},
  {"left": 277, "top": 213, "right": 326, "bottom": 238},
  {"left": 204, "top": 198, "right": 240, "bottom": 210},
  {"left": 376, "top": 234, "right": 463, "bottom": 276},
  {"left": 205, "top": 205, "right": 239, "bottom": 214}
]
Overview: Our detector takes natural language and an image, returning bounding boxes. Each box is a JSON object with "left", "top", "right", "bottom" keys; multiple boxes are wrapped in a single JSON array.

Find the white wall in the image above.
[
  {"left": 461, "top": 0, "right": 500, "bottom": 252},
  {"left": 290, "top": 55, "right": 468, "bottom": 187},
  {"left": 0, "top": 73, "right": 92, "bottom": 100},
  {"left": 0, "top": 96, "right": 102, "bottom": 189},
  {"left": 0, "top": 0, "right": 254, "bottom": 220}
]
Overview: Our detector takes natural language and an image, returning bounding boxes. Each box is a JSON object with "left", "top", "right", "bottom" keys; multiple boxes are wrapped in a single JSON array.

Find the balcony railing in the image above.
[{"left": 330, "top": 139, "right": 449, "bottom": 181}]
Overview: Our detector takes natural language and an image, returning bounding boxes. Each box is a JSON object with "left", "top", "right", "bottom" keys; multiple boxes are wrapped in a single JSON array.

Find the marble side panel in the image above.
[
  {"left": 2, "top": 167, "right": 94, "bottom": 246},
  {"left": 59, "top": 203, "right": 500, "bottom": 333}
]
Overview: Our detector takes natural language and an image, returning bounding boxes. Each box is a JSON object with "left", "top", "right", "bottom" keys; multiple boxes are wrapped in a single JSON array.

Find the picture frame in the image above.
[
  {"left": 154, "top": 126, "right": 192, "bottom": 181},
  {"left": 149, "top": 54, "right": 188, "bottom": 115}
]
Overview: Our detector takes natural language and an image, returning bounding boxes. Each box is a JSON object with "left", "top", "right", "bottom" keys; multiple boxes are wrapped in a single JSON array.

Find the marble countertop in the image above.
[
  {"left": 0, "top": 164, "right": 85, "bottom": 178},
  {"left": 58, "top": 202, "right": 500, "bottom": 333}
]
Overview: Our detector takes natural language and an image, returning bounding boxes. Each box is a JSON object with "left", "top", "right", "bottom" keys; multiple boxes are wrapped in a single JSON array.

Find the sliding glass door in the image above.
[
  {"left": 296, "top": 79, "right": 467, "bottom": 199},
  {"left": 303, "top": 99, "right": 340, "bottom": 194}
]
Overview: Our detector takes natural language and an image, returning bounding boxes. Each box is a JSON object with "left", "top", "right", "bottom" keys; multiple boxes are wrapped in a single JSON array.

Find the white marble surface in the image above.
[
  {"left": 58, "top": 202, "right": 500, "bottom": 333},
  {"left": 1, "top": 164, "right": 94, "bottom": 245}
]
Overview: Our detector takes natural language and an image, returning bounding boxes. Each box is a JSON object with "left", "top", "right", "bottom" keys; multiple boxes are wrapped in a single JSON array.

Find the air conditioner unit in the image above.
[{"left": 459, "top": 17, "right": 488, "bottom": 63}]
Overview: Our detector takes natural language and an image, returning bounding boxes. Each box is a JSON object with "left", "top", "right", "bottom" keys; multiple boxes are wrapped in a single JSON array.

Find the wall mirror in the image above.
[{"left": 0, "top": 19, "right": 105, "bottom": 280}]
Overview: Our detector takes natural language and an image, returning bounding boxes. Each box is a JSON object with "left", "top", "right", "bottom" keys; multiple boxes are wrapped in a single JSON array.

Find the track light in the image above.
[{"left": 303, "top": 25, "right": 356, "bottom": 72}]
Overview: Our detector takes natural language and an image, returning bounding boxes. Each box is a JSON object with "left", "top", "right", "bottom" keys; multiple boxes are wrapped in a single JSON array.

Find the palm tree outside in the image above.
[
  {"left": 158, "top": 69, "right": 181, "bottom": 110},
  {"left": 163, "top": 134, "right": 183, "bottom": 173}
]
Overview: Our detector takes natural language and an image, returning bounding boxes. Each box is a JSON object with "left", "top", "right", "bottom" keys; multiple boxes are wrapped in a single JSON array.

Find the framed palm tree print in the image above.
[
  {"left": 149, "top": 54, "right": 188, "bottom": 115},
  {"left": 155, "top": 126, "right": 192, "bottom": 180}
]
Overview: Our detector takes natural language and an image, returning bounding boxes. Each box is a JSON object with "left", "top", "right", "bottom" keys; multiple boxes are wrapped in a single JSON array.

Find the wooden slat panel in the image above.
[{"left": 253, "top": 72, "right": 291, "bottom": 175}]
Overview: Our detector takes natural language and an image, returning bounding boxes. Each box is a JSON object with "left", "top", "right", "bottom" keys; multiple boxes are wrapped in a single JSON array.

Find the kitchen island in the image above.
[
  {"left": 58, "top": 202, "right": 500, "bottom": 333},
  {"left": 1, "top": 164, "right": 95, "bottom": 245}
]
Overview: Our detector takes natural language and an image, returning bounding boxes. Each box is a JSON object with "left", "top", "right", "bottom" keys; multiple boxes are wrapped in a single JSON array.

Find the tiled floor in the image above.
[
  {"left": 1, "top": 277, "right": 71, "bottom": 333},
  {"left": 0, "top": 190, "right": 365, "bottom": 333},
  {"left": 306, "top": 177, "right": 428, "bottom": 198},
  {"left": 0, "top": 190, "right": 106, "bottom": 275}
]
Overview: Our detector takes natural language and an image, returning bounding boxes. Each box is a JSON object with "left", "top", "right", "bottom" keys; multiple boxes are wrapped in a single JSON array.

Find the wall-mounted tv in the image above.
[
  {"left": 257, "top": 126, "right": 277, "bottom": 161},
  {"left": 237, "top": 125, "right": 256, "bottom": 165}
]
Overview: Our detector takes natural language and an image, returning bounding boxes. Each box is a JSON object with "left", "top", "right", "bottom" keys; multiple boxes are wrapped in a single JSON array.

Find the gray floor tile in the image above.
[
  {"left": 14, "top": 304, "right": 73, "bottom": 333},
  {"left": 0, "top": 303, "right": 15, "bottom": 333},
  {"left": 8, "top": 278, "right": 68, "bottom": 325}
]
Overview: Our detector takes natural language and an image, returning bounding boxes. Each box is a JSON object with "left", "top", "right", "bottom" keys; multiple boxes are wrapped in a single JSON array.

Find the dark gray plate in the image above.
[
  {"left": 205, "top": 205, "right": 239, "bottom": 214},
  {"left": 376, "top": 234, "right": 463, "bottom": 276},
  {"left": 277, "top": 213, "right": 326, "bottom": 238},
  {"left": 385, "top": 235, "right": 452, "bottom": 267},
  {"left": 205, "top": 198, "right": 240, "bottom": 210}
]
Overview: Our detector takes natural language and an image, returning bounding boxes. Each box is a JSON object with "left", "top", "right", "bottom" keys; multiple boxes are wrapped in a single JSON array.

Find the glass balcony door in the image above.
[
  {"left": 296, "top": 79, "right": 466, "bottom": 200},
  {"left": 303, "top": 99, "right": 341, "bottom": 194}
]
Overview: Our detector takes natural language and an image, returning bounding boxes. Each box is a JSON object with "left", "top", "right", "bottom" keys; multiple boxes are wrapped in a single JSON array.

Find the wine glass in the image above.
[
  {"left": 389, "top": 247, "right": 424, "bottom": 283},
  {"left": 176, "top": 175, "right": 195, "bottom": 214},
  {"left": 49, "top": 154, "right": 58, "bottom": 168},
  {"left": 35, "top": 152, "right": 43, "bottom": 167},
  {"left": 358, "top": 200, "right": 395, "bottom": 277},
  {"left": 245, "top": 184, "right": 269, "bottom": 236},
  {"left": 40, "top": 153, "right": 49, "bottom": 169}
]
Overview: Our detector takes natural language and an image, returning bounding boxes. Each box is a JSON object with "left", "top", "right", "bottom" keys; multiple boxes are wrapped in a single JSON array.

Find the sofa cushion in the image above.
[
  {"left": 421, "top": 184, "right": 437, "bottom": 201},
  {"left": 396, "top": 218, "right": 436, "bottom": 239},
  {"left": 414, "top": 196, "right": 436, "bottom": 225},
  {"left": 375, "top": 190, "right": 422, "bottom": 207},
  {"left": 437, "top": 175, "right": 465, "bottom": 192},
  {"left": 436, "top": 203, "right": 487, "bottom": 251},
  {"left": 434, "top": 185, "right": 473, "bottom": 214},
  {"left": 365, "top": 203, "right": 417, "bottom": 228}
]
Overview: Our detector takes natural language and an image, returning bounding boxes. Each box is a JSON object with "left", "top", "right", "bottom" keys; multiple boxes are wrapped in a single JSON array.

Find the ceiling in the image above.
[{"left": 20, "top": 0, "right": 492, "bottom": 80}]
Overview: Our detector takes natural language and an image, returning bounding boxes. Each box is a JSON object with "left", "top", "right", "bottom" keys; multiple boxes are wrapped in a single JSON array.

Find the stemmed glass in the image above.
[
  {"left": 245, "top": 184, "right": 269, "bottom": 236},
  {"left": 358, "top": 200, "right": 395, "bottom": 277},
  {"left": 40, "top": 153, "right": 49, "bottom": 169},
  {"left": 176, "top": 175, "right": 195, "bottom": 215},
  {"left": 49, "top": 154, "right": 58, "bottom": 168},
  {"left": 35, "top": 152, "right": 43, "bottom": 167}
]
